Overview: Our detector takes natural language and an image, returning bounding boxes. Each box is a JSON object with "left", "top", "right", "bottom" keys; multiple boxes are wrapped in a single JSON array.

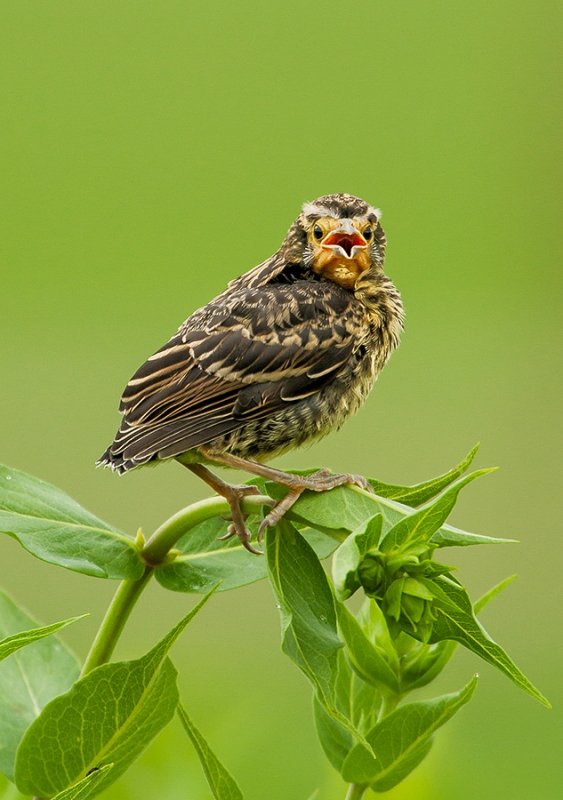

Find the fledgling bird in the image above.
[{"left": 98, "top": 193, "right": 404, "bottom": 553}]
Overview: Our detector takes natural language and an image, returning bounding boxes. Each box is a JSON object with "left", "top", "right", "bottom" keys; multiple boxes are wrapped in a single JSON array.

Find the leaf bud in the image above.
[{"left": 357, "top": 553, "right": 386, "bottom": 597}]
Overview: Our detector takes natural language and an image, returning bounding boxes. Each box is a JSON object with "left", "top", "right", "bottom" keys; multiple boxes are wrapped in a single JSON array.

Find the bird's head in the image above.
[{"left": 287, "top": 194, "right": 386, "bottom": 290}]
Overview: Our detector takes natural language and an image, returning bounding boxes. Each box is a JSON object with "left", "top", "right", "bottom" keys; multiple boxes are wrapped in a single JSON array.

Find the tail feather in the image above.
[{"left": 96, "top": 446, "right": 153, "bottom": 474}]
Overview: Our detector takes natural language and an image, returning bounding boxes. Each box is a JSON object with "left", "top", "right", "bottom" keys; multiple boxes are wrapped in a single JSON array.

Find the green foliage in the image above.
[
  {"left": 265, "top": 520, "right": 375, "bottom": 753},
  {"left": 0, "top": 450, "right": 549, "bottom": 798},
  {"left": 155, "top": 513, "right": 338, "bottom": 594},
  {"left": 398, "top": 575, "right": 516, "bottom": 691},
  {"left": 366, "top": 445, "right": 481, "bottom": 505},
  {"left": 177, "top": 703, "right": 244, "bottom": 800},
  {"left": 474, "top": 574, "right": 517, "bottom": 614},
  {"left": 428, "top": 576, "right": 549, "bottom": 706},
  {"left": 332, "top": 513, "right": 384, "bottom": 601},
  {"left": 265, "top": 452, "right": 548, "bottom": 795},
  {"left": 268, "top": 475, "right": 515, "bottom": 550},
  {"left": 312, "top": 651, "right": 381, "bottom": 774},
  {"left": 15, "top": 590, "right": 216, "bottom": 798},
  {"left": 340, "top": 677, "right": 478, "bottom": 790},
  {"left": 0, "top": 589, "right": 82, "bottom": 781},
  {"left": 266, "top": 519, "right": 342, "bottom": 707},
  {"left": 377, "top": 469, "right": 493, "bottom": 553},
  {"left": 50, "top": 766, "right": 114, "bottom": 800},
  {"left": 335, "top": 602, "right": 399, "bottom": 694},
  {"left": 0, "top": 465, "right": 143, "bottom": 579},
  {"left": 0, "top": 613, "right": 86, "bottom": 664}
]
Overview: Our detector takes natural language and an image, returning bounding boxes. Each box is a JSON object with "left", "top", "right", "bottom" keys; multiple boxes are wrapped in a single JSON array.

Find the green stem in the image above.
[
  {"left": 80, "top": 566, "right": 153, "bottom": 676},
  {"left": 380, "top": 691, "right": 401, "bottom": 719},
  {"left": 345, "top": 784, "right": 368, "bottom": 800},
  {"left": 81, "top": 493, "right": 273, "bottom": 676},
  {"left": 142, "top": 494, "right": 272, "bottom": 564}
]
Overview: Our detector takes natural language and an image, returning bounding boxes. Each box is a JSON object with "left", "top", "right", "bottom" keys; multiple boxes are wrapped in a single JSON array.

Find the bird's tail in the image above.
[{"left": 96, "top": 447, "right": 130, "bottom": 475}]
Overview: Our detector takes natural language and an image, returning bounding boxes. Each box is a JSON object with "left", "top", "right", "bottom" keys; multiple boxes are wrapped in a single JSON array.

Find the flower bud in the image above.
[{"left": 358, "top": 553, "right": 386, "bottom": 597}]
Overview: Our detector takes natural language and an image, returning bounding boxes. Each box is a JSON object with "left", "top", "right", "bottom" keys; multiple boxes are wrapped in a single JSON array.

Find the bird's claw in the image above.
[
  {"left": 257, "top": 514, "right": 274, "bottom": 543},
  {"left": 217, "top": 521, "right": 263, "bottom": 554},
  {"left": 350, "top": 474, "right": 374, "bottom": 493},
  {"left": 216, "top": 483, "right": 264, "bottom": 554}
]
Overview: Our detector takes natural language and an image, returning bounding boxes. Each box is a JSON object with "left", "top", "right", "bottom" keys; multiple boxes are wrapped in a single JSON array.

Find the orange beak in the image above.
[{"left": 321, "top": 219, "right": 368, "bottom": 259}]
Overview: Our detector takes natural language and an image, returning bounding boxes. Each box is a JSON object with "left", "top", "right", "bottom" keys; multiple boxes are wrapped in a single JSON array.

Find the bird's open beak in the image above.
[{"left": 321, "top": 219, "right": 367, "bottom": 260}]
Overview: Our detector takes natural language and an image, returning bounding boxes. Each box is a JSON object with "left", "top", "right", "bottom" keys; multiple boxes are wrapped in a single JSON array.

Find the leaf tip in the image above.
[
  {"left": 475, "top": 466, "right": 499, "bottom": 478},
  {"left": 468, "top": 442, "right": 481, "bottom": 459}
]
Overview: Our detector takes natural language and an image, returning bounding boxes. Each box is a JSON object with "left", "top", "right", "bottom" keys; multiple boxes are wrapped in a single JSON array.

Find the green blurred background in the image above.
[{"left": 1, "top": 1, "right": 561, "bottom": 797}]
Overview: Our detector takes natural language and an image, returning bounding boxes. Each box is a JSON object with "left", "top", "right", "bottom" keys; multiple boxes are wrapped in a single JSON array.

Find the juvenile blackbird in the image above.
[{"left": 98, "top": 193, "right": 404, "bottom": 553}]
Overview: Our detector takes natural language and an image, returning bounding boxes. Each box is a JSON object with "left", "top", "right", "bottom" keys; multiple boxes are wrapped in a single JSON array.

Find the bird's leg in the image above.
[
  {"left": 198, "top": 448, "right": 373, "bottom": 541},
  {"left": 183, "top": 463, "right": 264, "bottom": 555}
]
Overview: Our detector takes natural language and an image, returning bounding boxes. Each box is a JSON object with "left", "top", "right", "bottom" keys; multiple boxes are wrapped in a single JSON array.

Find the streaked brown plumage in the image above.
[{"left": 98, "top": 193, "right": 404, "bottom": 552}]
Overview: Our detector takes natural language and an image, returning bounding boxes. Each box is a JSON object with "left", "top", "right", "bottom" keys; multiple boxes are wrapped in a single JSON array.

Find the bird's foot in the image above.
[
  {"left": 257, "top": 485, "right": 306, "bottom": 541},
  {"left": 183, "top": 464, "right": 267, "bottom": 554},
  {"left": 215, "top": 483, "right": 264, "bottom": 555},
  {"left": 297, "top": 468, "right": 373, "bottom": 494},
  {"left": 193, "top": 453, "right": 373, "bottom": 552},
  {"left": 219, "top": 483, "right": 261, "bottom": 522},
  {"left": 257, "top": 468, "right": 374, "bottom": 541}
]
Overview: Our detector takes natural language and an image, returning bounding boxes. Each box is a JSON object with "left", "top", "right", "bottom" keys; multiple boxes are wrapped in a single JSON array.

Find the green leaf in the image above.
[
  {"left": 474, "top": 574, "right": 517, "bottom": 614},
  {"left": 367, "top": 445, "right": 480, "bottom": 506},
  {"left": 177, "top": 703, "right": 243, "bottom": 800},
  {"left": 332, "top": 514, "right": 383, "bottom": 600},
  {"left": 430, "top": 525, "right": 517, "bottom": 548},
  {"left": 50, "top": 765, "right": 114, "bottom": 800},
  {"left": 14, "top": 588, "right": 217, "bottom": 797},
  {"left": 0, "top": 465, "right": 144, "bottom": 579},
  {"left": 400, "top": 640, "right": 458, "bottom": 693},
  {"left": 341, "top": 677, "right": 478, "bottom": 789},
  {"left": 379, "top": 470, "right": 493, "bottom": 554},
  {"left": 0, "top": 589, "right": 81, "bottom": 781},
  {"left": 336, "top": 602, "right": 400, "bottom": 694},
  {"left": 266, "top": 520, "right": 342, "bottom": 707},
  {"left": 265, "top": 521, "right": 372, "bottom": 752},
  {"left": 313, "top": 651, "right": 381, "bottom": 772},
  {"left": 267, "top": 481, "right": 382, "bottom": 538},
  {"left": 357, "top": 600, "right": 398, "bottom": 671},
  {"left": 314, "top": 698, "right": 353, "bottom": 773},
  {"left": 156, "top": 515, "right": 337, "bottom": 594},
  {"left": 402, "top": 574, "right": 518, "bottom": 691},
  {"left": 429, "top": 576, "right": 550, "bottom": 707},
  {"left": 270, "top": 481, "right": 502, "bottom": 554},
  {"left": 313, "top": 657, "right": 354, "bottom": 772},
  {"left": 0, "top": 614, "right": 86, "bottom": 664}
]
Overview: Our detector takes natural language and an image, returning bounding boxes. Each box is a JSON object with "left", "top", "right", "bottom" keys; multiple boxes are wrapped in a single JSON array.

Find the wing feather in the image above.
[{"left": 102, "top": 281, "right": 363, "bottom": 469}]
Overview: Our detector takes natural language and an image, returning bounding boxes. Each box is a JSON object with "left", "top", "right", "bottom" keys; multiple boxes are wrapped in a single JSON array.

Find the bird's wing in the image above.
[{"left": 104, "top": 282, "right": 362, "bottom": 468}]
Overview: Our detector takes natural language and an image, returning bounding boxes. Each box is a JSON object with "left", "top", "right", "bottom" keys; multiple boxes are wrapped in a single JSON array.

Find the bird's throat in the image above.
[{"left": 312, "top": 251, "right": 371, "bottom": 290}]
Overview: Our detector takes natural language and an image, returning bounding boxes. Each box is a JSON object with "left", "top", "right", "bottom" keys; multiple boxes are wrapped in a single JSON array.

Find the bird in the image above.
[{"left": 98, "top": 193, "right": 404, "bottom": 554}]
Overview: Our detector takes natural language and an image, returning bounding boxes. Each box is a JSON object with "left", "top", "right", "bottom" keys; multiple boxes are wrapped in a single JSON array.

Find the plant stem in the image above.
[
  {"left": 380, "top": 692, "right": 400, "bottom": 719},
  {"left": 81, "top": 493, "right": 273, "bottom": 676},
  {"left": 80, "top": 565, "right": 153, "bottom": 676},
  {"left": 345, "top": 784, "right": 368, "bottom": 800},
  {"left": 142, "top": 494, "right": 272, "bottom": 564}
]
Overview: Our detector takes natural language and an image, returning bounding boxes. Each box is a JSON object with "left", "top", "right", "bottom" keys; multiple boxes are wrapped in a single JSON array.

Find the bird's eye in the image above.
[
  {"left": 313, "top": 225, "right": 323, "bottom": 240},
  {"left": 364, "top": 226, "right": 373, "bottom": 241}
]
